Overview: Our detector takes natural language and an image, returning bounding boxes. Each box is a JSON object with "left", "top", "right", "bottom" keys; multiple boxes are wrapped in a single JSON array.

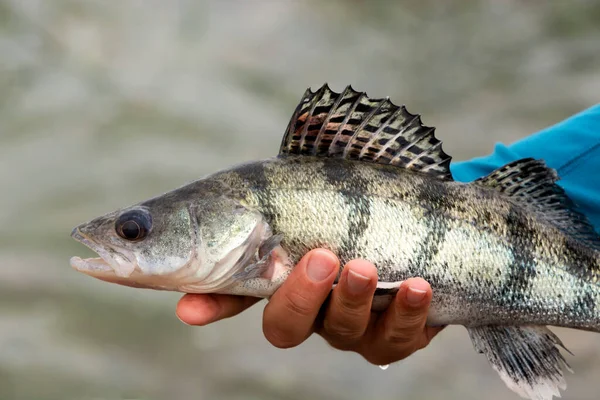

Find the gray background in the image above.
[{"left": 1, "top": 1, "right": 600, "bottom": 399}]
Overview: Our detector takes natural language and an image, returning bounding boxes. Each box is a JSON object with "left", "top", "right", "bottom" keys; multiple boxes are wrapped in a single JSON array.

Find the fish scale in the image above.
[
  {"left": 220, "top": 155, "right": 600, "bottom": 327},
  {"left": 70, "top": 84, "right": 600, "bottom": 400}
]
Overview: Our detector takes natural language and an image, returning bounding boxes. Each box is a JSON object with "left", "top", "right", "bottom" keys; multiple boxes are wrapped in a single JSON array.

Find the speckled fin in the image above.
[
  {"left": 468, "top": 325, "right": 572, "bottom": 400},
  {"left": 278, "top": 84, "right": 453, "bottom": 180},
  {"left": 473, "top": 158, "right": 600, "bottom": 249}
]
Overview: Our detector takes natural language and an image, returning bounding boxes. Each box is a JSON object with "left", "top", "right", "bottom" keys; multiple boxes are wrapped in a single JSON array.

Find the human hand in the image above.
[{"left": 176, "top": 249, "right": 443, "bottom": 366}]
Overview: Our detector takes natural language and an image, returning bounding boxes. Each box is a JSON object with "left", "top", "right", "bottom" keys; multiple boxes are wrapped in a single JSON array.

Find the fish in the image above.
[{"left": 70, "top": 84, "right": 600, "bottom": 400}]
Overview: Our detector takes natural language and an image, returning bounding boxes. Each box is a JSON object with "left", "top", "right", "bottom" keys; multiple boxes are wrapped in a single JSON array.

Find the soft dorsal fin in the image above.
[
  {"left": 278, "top": 84, "right": 453, "bottom": 180},
  {"left": 474, "top": 158, "right": 600, "bottom": 249}
]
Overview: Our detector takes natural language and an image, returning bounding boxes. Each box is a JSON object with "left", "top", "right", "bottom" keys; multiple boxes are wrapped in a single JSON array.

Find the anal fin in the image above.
[{"left": 467, "top": 325, "right": 572, "bottom": 400}]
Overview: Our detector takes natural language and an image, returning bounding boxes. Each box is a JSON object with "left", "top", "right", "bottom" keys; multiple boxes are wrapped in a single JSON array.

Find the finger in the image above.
[
  {"left": 176, "top": 294, "right": 260, "bottom": 326},
  {"left": 320, "top": 259, "right": 378, "bottom": 348},
  {"left": 262, "top": 249, "right": 339, "bottom": 349},
  {"left": 375, "top": 277, "right": 432, "bottom": 354}
]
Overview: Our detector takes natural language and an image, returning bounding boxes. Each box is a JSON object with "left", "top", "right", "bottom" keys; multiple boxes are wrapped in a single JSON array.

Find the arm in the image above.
[
  {"left": 177, "top": 103, "right": 600, "bottom": 364},
  {"left": 452, "top": 103, "right": 600, "bottom": 229}
]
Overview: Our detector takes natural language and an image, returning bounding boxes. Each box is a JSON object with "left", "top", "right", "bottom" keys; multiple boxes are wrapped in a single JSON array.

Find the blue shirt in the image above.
[{"left": 450, "top": 104, "right": 600, "bottom": 230}]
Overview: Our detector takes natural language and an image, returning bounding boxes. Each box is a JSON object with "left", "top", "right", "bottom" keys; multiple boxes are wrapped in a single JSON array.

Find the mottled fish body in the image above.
[
  {"left": 70, "top": 85, "right": 600, "bottom": 400},
  {"left": 210, "top": 155, "right": 600, "bottom": 331}
]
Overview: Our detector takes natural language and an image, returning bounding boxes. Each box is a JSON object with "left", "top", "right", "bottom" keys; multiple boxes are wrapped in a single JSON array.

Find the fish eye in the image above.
[{"left": 116, "top": 209, "right": 152, "bottom": 241}]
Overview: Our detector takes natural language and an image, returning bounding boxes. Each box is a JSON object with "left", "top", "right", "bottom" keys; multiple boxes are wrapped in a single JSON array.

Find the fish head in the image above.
[{"left": 70, "top": 183, "right": 271, "bottom": 293}]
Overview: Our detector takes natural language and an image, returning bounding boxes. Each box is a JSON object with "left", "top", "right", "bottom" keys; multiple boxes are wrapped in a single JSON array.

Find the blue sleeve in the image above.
[{"left": 449, "top": 104, "right": 600, "bottom": 229}]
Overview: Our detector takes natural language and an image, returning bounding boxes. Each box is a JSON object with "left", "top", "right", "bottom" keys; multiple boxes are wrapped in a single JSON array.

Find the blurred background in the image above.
[{"left": 1, "top": 1, "right": 600, "bottom": 399}]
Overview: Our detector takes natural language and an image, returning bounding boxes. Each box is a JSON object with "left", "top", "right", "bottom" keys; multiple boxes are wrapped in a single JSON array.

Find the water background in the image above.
[{"left": 1, "top": 1, "right": 600, "bottom": 399}]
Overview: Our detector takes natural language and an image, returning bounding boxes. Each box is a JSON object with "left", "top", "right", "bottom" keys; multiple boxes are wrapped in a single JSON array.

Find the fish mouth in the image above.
[{"left": 70, "top": 227, "right": 136, "bottom": 278}]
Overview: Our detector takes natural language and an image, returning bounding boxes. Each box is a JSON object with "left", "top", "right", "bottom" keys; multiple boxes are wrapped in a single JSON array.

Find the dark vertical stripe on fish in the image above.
[
  {"left": 410, "top": 182, "right": 450, "bottom": 281},
  {"left": 566, "top": 289, "right": 595, "bottom": 327},
  {"left": 562, "top": 236, "right": 600, "bottom": 283},
  {"left": 237, "top": 162, "right": 270, "bottom": 191},
  {"left": 322, "top": 160, "right": 372, "bottom": 267},
  {"left": 236, "top": 163, "right": 279, "bottom": 230},
  {"left": 499, "top": 204, "right": 537, "bottom": 311}
]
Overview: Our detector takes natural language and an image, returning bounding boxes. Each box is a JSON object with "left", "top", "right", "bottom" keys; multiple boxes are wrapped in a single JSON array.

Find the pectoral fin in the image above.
[
  {"left": 467, "top": 325, "right": 572, "bottom": 400},
  {"left": 232, "top": 234, "right": 285, "bottom": 280}
]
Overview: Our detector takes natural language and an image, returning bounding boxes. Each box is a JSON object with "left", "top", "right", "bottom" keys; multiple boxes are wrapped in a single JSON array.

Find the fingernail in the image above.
[
  {"left": 347, "top": 269, "right": 371, "bottom": 294},
  {"left": 406, "top": 287, "right": 427, "bottom": 306},
  {"left": 306, "top": 252, "right": 336, "bottom": 282}
]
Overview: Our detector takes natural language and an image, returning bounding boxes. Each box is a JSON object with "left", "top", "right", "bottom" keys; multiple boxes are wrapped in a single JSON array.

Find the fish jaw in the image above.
[
  {"left": 69, "top": 254, "right": 180, "bottom": 290},
  {"left": 70, "top": 227, "right": 136, "bottom": 278},
  {"left": 70, "top": 256, "right": 113, "bottom": 274},
  {"left": 70, "top": 226, "right": 196, "bottom": 291}
]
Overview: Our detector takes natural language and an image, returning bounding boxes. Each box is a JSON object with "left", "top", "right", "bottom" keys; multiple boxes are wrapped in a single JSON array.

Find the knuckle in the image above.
[
  {"left": 333, "top": 302, "right": 366, "bottom": 326},
  {"left": 322, "top": 319, "right": 362, "bottom": 344},
  {"left": 393, "top": 310, "right": 426, "bottom": 330},
  {"left": 336, "top": 293, "right": 367, "bottom": 316},
  {"left": 383, "top": 318, "right": 422, "bottom": 347},
  {"left": 384, "top": 330, "right": 414, "bottom": 346},
  {"left": 382, "top": 334, "right": 419, "bottom": 359},
  {"left": 282, "top": 289, "right": 316, "bottom": 317},
  {"left": 321, "top": 298, "right": 368, "bottom": 344}
]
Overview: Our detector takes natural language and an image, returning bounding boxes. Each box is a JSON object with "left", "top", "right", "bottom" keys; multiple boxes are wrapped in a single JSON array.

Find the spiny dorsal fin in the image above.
[
  {"left": 474, "top": 158, "right": 600, "bottom": 249},
  {"left": 279, "top": 84, "right": 453, "bottom": 180}
]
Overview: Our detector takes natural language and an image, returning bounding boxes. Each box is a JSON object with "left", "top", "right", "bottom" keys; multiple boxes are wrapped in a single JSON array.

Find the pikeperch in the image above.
[{"left": 70, "top": 84, "right": 600, "bottom": 400}]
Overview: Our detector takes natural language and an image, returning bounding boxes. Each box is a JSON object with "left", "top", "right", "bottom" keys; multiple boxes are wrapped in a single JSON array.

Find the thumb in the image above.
[{"left": 379, "top": 278, "right": 432, "bottom": 348}]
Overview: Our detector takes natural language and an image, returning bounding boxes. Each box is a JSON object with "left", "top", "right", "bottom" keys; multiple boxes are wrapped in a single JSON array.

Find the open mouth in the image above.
[
  {"left": 70, "top": 227, "right": 135, "bottom": 277},
  {"left": 70, "top": 255, "right": 113, "bottom": 273}
]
